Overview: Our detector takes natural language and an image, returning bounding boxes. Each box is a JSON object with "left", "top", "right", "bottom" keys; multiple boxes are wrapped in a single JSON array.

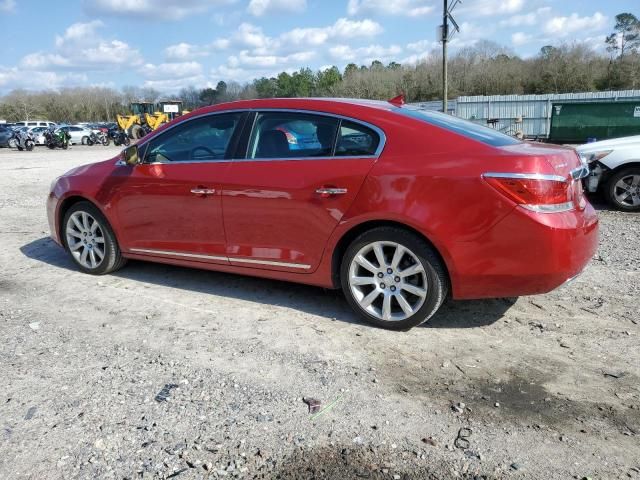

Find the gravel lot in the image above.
[{"left": 0, "top": 145, "right": 638, "bottom": 480}]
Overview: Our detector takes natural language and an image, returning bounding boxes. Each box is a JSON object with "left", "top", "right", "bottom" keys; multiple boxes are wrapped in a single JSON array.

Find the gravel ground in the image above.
[{"left": 0, "top": 145, "right": 638, "bottom": 480}]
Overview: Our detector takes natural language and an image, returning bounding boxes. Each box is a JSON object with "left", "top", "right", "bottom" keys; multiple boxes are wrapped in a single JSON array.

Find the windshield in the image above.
[{"left": 396, "top": 107, "right": 521, "bottom": 147}]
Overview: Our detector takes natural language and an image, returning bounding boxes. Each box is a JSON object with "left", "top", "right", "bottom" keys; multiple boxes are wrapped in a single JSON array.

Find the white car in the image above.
[
  {"left": 577, "top": 135, "right": 640, "bottom": 211},
  {"left": 28, "top": 126, "right": 49, "bottom": 145},
  {"left": 66, "top": 125, "right": 94, "bottom": 145}
]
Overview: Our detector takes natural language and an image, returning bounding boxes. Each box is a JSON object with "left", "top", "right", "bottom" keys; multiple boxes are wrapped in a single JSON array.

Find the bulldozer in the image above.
[{"left": 117, "top": 101, "right": 189, "bottom": 139}]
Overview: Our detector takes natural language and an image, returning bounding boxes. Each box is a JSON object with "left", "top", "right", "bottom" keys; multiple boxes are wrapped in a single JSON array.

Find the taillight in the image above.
[{"left": 483, "top": 173, "right": 574, "bottom": 213}]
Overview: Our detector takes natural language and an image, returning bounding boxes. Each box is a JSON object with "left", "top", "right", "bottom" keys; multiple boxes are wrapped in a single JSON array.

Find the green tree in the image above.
[
  {"left": 606, "top": 13, "right": 640, "bottom": 58},
  {"left": 199, "top": 87, "right": 217, "bottom": 105},
  {"left": 253, "top": 77, "right": 278, "bottom": 98},
  {"left": 316, "top": 66, "right": 342, "bottom": 94}
]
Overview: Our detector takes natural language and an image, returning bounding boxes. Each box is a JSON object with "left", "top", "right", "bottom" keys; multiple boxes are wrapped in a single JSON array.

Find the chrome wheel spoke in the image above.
[
  {"left": 373, "top": 243, "right": 386, "bottom": 268},
  {"left": 351, "top": 276, "right": 376, "bottom": 286},
  {"left": 390, "top": 245, "right": 405, "bottom": 269},
  {"left": 360, "top": 289, "right": 380, "bottom": 308},
  {"left": 401, "top": 283, "right": 427, "bottom": 298},
  {"left": 66, "top": 228, "right": 82, "bottom": 238},
  {"left": 69, "top": 241, "right": 83, "bottom": 251},
  {"left": 399, "top": 263, "right": 424, "bottom": 278},
  {"left": 80, "top": 247, "right": 89, "bottom": 265},
  {"left": 71, "top": 216, "right": 83, "bottom": 231},
  {"left": 395, "top": 293, "right": 414, "bottom": 316},
  {"left": 94, "top": 245, "right": 104, "bottom": 259},
  {"left": 355, "top": 254, "right": 378, "bottom": 274},
  {"left": 382, "top": 294, "right": 392, "bottom": 320},
  {"left": 89, "top": 249, "right": 97, "bottom": 268},
  {"left": 93, "top": 236, "right": 105, "bottom": 244}
]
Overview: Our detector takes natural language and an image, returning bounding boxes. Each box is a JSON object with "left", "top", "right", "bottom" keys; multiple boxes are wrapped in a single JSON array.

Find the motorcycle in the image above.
[
  {"left": 44, "top": 128, "right": 70, "bottom": 149},
  {"left": 108, "top": 127, "right": 130, "bottom": 146},
  {"left": 87, "top": 130, "right": 110, "bottom": 146},
  {"left": 10, "top": 129, "right": 35, "bottom": 151}
]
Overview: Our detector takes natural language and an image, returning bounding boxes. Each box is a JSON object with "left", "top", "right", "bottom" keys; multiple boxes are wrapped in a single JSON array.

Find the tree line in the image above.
[{"left": 1, "top": 12, "right": 638, "bottom": 123}]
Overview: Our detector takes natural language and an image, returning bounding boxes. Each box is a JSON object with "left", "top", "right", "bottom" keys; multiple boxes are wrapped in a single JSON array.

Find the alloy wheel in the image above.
[
  {"left": 348, "top": 241, "right": 428, "bottom": 322},
  {"left": 65, "top": 211, "right": 106, "bottom": 269},
  {"left": 613, "top": 174, "right": 640, "bottom": 207}
]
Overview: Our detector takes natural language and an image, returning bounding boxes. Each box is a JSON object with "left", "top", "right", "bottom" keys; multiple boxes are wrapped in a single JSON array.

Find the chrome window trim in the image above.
[
  {"left": 482, "top": 172, "right": 567, "bottom": 183},
  {"left": 114, "top": 107, "right": 387, "bottom": 167},
  {"left": 128, "top": 247, "right": 311, "bottom": 270}
]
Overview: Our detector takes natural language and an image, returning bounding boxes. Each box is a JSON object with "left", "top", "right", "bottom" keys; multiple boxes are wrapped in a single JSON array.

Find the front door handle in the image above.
[
  {"left": 316, "top": 187, "right": 348, "bottom": 197},
  {"left": 191, "top": 187, "right": 216, "bottom": 196}
]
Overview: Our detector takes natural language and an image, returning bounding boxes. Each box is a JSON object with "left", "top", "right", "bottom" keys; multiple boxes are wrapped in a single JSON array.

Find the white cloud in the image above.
[
  {"left": 460, "top": 0, "right": 524, "bottom": 17},
  {"left": 500, "top": 7, "right": 551, "bottom": 27},
  {"left": 511, "top": 32, "right": 532, "bottom": 46},
  {"left": 329, "top": 44, "right": 402, "bottom": 63},
  {"left": 228, "top": 50, "right": 315, "bottom": 69},
  {"left": 0, "top": 66, "right": 87, "bottom": 91},
  {"left": 139, "top": 61, "right": 203, "bottom": 79},
  {"left": 85, "top": 0, "right": 237, "bottom": 20},
  {"left": 0, "top": 0, "right": 16, "bottom": 12},
  {"left": 18, "top": 21, "right": 143, "bottom": 72},
  {"left": 347, "top": 0, "right": 433, "bottom": 17},
  {"left": 247, "top": 0, "right": 306, "bottom": 16},
  {"left": 544, "top": 12, "right": 607, "bottom": 37}
]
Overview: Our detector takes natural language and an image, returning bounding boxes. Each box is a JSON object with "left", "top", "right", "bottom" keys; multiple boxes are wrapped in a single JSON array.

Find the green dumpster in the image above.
[{"left": 549, "top": 101, "right": 640, "bottom": 143}]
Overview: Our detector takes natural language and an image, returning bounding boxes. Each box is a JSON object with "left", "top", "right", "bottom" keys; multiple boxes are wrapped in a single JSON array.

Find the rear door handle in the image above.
[
  {"left": 191, "top": 187, "right": 216, "bottom": 195},
  {"left": 316, "top": 187, "right": 348, "bottom": 197}
]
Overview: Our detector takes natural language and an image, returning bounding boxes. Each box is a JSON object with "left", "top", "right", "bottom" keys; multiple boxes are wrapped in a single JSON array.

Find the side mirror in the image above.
[{"left": 123, "top": 145, "right": 140, "bottom": 166}]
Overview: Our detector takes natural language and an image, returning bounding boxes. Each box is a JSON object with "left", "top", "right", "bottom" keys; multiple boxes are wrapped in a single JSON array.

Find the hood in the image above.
[{"left": 576, "top": 135, "right": 640, "bottom": 152}]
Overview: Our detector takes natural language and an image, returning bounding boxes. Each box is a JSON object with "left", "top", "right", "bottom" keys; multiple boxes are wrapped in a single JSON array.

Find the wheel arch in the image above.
[
  {"left": 609, "top": 161, "right": 640, "bottom": 174},
  {"left": 330, "top": 219, "right": 452, "bottom": 290},
  {"left": 57, "top": 195, "right": 117, "bottom": 248}
]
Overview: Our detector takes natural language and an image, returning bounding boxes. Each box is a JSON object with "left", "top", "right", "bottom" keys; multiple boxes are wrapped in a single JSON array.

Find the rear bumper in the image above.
[{"left": 448, "top": 203, "right": 598, "bottom": 299}]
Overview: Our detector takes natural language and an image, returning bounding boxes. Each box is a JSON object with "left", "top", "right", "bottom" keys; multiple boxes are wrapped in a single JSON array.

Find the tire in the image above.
[
  {"left": 62, "top": 141, "right": 68, "bottom": 150},
  {"left": 605, "top": 167, "right": 640, "bottom": 212},
  {"left": 8, "top": 138, "right": 17, "bottom": 148},
  {"left": 129, "top": 124, "right": 143, "bottom": 140},
  {"left": 102, "top": 137, "right": 110, "bottom": 146},
  {"left": 81, "top": 136, "right": 88, "bottom": 145},
  {"left": 340, "top": 227, "right": 448, "bottom": 330},
  {"left": 25, "top": 140, "right": 34, "bottom": 151},
  {"left": 47, "top": 143, "right": 55, "bottom": 149},
  {"left": 123, "top": 136, "right": 131, "bottom": 146},
  {"left": 62, "top": 201, "right": 127, "bottom": 275},
  {"left": 86, "top": 138, "right": 94, "bottom": 146},
  {"left": 17, "top": 146, "right": 23, "bottom": 151}
]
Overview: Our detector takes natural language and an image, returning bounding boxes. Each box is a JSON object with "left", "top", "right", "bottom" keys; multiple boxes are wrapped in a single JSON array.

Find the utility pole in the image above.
[
  {"left": 442, "top": 0, "right": 448, "bottom": 114},
  {"left": 441, "top": 0, "right": 459, "bottom": 114}
]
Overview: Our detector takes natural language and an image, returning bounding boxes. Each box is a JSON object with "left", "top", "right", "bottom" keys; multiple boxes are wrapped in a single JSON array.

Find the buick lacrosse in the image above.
[{"left": 47, "top": 97, "right": 598, "bottom": 329}]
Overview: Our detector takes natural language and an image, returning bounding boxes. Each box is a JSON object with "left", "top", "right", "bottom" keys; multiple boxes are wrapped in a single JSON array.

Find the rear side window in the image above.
[
  {"left": 397, "top": 107, "right": 521, "bottom": 147},
  {"left": 336, "top": 120, "right": 380, "bottom": 156},
  {"left": 248, "top": 112, "right": 339, "bottom": 159}
]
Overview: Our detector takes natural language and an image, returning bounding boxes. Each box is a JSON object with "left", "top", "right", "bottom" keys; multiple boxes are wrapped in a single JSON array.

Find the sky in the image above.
[{"left": 0, "top": 0, "right": 629, "bottom": 94}]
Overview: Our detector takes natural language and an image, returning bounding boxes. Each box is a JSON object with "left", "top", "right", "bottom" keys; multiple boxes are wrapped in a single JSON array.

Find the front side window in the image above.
[
  {"left": 248, "top": 112, "right": 339, "bottom": 159},
  {"left": 144, "top": 112, "right": 243, "bottom": 163}
]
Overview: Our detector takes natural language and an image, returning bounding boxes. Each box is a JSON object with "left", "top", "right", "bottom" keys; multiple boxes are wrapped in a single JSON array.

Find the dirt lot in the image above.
[{"left": 0, "top": 145, "right": 638, "bottom": 480}]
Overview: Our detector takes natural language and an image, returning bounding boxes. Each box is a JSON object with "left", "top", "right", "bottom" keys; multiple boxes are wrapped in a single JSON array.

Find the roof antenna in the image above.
[{"left": 388, "top": 94, "right": 405, "bottom": 107}]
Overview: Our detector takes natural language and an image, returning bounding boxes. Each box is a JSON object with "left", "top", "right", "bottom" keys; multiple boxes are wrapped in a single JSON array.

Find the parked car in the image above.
[
  {"left": 64, "top": 125, "right": 93, "bottom": 145},
  {"left": 28, "top": 126, "right": 50, "bottom": 145},
  {"left": 47, "top": 98, "right": 598, "bottom": 330},
  {"left": 0, "top": 125, "right": 15, "bottom": 147},
  {"left": 576, "top": 135, "right": 640, "bottom": 211},
  {"left": 14, "top": 120, "right": 56, "bottom": 129}
]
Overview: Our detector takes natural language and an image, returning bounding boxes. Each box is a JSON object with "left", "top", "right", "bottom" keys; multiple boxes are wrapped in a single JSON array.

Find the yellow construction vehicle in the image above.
[{"left": 117, "top": 101, "right": 189, "bottom": 139}]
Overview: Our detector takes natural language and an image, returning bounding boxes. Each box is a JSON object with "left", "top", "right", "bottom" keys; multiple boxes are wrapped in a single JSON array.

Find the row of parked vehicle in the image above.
[{"left": 0, "top": 121, "right": 131, "bottom": 150}]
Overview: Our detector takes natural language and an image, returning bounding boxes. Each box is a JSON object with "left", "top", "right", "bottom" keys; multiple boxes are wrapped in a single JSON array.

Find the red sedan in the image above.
[{"left": 47, "top": 97, "right": 598, "bottom": 330}]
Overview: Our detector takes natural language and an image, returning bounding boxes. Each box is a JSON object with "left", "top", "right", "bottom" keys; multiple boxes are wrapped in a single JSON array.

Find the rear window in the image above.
[{"left": 396, "top": 107, "right": 521, "bottom": 147}]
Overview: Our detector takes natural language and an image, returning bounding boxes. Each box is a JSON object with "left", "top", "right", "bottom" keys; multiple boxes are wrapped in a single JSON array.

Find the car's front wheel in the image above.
[
  {"left": 606, "top": 167, "right": 640, "bottom": 212},
  {"left": 63, "top": 202, "right": 127, "bottom": 274},
  {"left": 340, "top": 227, "right": 448, "bottom": 330}
]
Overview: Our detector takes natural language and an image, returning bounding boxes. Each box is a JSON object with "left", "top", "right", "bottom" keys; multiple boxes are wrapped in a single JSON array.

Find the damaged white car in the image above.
[{"left": 577, "top": 135, "right": 640, "bottom": 211}]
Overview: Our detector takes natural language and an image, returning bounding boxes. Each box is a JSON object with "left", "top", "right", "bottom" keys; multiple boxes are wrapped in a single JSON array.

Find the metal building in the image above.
[{"left": 454, "top": 90, "right": 640, "bottom": 139}]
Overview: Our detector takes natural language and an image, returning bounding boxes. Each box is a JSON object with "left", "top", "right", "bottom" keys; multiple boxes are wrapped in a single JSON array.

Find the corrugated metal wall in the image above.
[{"left": 454, "top": 90, "right": 640, "bottom": 139}]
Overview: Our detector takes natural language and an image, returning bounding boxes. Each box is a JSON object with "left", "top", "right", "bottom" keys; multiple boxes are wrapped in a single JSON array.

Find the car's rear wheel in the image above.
[
  {"left": 606, "top": 167, "right": 640, "bottom": 212},
  {"left": 340, "top": 227, "right": 448, "bottom": 330},
  {"left": 63, "top": 202, "right": 127, "bottom": 275},
  {"left": 81, "top": 136, "right": 88, "bottom": 145}
]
